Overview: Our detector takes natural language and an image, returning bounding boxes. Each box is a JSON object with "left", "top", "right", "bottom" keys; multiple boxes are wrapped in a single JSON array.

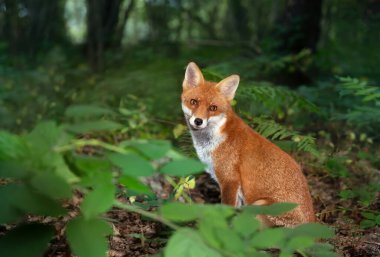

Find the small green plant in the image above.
[{"left": 359, "top": 212, "right": 380, "bottom": 229}]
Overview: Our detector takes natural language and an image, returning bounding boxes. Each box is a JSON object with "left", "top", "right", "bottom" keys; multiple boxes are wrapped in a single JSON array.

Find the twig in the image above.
[{"left": 113, "top": 201, "right": 180, "bottom": 230}]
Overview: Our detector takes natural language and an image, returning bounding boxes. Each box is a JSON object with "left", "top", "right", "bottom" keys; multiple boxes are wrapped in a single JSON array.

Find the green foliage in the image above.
[
  {"left": 0, "top": 108, "right": 204, "bottom": 257},
  {"left": 160, "top": 203, "right": 337, "bottom": 257},
  {"left": 335, "top": 77, "right": 380, "bottom": 130},
  {"left": 359, "top": 212, "right": 380, "bottom": 229},
  {"left": 244, "top": 115, "right": 319, "bottom": 157}
]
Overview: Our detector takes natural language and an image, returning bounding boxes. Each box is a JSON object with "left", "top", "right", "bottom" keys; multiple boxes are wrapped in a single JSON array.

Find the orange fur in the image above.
[{"left": 181, "top": 62, "right": 315, "bottom": 226}]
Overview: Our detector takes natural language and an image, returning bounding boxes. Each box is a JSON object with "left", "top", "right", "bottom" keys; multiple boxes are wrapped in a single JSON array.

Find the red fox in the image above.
[{"left": 181, "top": 62, "right": 315, "bottom": 226}]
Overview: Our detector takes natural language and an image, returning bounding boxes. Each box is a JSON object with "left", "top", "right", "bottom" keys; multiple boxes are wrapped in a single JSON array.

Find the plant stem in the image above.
[
  {"left": 114, "top": 201, "right": 180, "bottom": 230},
  {"left": 54, "top": 139, "right": 130, "bottom": 154}
]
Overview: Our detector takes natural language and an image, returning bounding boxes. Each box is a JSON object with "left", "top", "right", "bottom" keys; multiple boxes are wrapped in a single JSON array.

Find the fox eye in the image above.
[
  {"left": 190, "top": 99, "right": 198, "bottom": 105},
  {"left": 209, "top": 105, "right": 217, "bottom": 111}
]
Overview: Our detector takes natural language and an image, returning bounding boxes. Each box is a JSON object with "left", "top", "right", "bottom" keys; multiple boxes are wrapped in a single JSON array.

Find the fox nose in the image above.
[{"left": 194, "top": 118, "right": 203, "bottom": 126}]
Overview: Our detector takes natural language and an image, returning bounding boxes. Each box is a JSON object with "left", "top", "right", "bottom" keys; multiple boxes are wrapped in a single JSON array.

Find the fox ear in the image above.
[
  {"left": 216, "top": 75, "right": 240, "bottom": 101},
  {"left": 183, "top": 62, "right": 204, "bottom": 90}
]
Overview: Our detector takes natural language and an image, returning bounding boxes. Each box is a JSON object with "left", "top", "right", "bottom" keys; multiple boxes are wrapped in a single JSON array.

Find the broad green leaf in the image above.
[
  {"left": 164, "top": 228, "right": 222, "bottom": 257},
  {"left": 65, "top": 105, "right": 114, "bottom": 118},
  {"left": 30, "top": 172, "right": 72, "bottom": 199},
  {"left": 0, "top": 162, "right": 28, "bottom": 179},
  {"left": 250, "top": 228, "right": 285, "bottom": 248},
  {"left": 66, "top": 216, "right": 112, "bottom": 257},
  {"left": 25, "top": 121, "right": 70, "bottom": 154},
  {"left": 74, "top": 156, "right": 112, "bottom": 173},
  {"left": 81, "top": 172, "right": 116, "bottom": 218},
  {"left": 0, "top": 131, "right": 26, "bottom": 160},
  {"left": 215, "top": 227, "right": 245, "bottom": 252},
  {"left": 67, "top": 120, "right": 124, "bottom": 133},
  {"left": 286, "top": 236, "right": 314, "bottom": 250},
  {"left": 232, "top": 211, "right": 260, "bottom": 238},
  {"left": 166, "top": 149, "right": 187, "bottom": 160},
  {"left": 12, "top": 184, "right": 66, "bottom": 216},
  {"left": 376, "top": 215, "right": 380, "bottom": 225},
  {"left": 160, "top": 202, "right": 202, "bottom": 222},
  {"left": 119, "top": 175, "right": 152, "bottom": 194},
  {"left": 0, "top": 185, "right": 23, "bottom": 224},
  {"left": 360, "top": 219, "right": 376, "bottom": 229},
  {"left": 361, "top": 212, "right": 376, "bottom": 220},
  {"left": 244, "top": 202, "right": 298, "bottom": 216},
  {"left": 0, "top": 224, "right": 54, "bottom": 257},
  {"left": 160, "top": 159, "right": 205, "bottom": 176},
  {"left": 198, "top": 218, "right": 222, "bottom": 249},
  {"left": 108, "top": 153, "right": 154, "bottom": 177},
  {"left": 288, "top": 223, "right": 335, "bottom": 239},
  {"left": 305, "top": 243, "right": 340, "bottom": 257},
  {"left": 123, "top": 140, "right": 171, "bottom": 159}
]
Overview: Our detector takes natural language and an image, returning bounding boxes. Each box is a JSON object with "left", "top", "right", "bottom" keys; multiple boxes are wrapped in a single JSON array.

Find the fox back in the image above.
[{"left": 181, "top": 62, "right": 315, "bottom": 226}]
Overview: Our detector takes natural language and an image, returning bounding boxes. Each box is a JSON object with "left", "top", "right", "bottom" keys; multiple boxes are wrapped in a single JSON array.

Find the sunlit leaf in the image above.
[
  {"left": 108, "top": 153, "right": 154, "bottom": 177},
  {"left": 160, "top": 159, "right": 204, "bottom": 176}
]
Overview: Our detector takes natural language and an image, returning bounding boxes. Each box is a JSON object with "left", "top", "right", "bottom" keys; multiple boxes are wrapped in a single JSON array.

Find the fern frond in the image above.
[
  {"left": 336, "top": 77, "right": 380, "bottom": 128},
  {"left": 337, "top": 76, "right": 380, "bottom": 105},
  {"left": 238, "top": 82, "right": 319, "bottom": 113},
  {"left": 244, "top": 114, "right": 319, "bottom": 157}
]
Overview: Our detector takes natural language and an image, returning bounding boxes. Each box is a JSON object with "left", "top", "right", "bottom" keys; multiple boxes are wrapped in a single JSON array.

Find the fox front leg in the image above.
[{"left": 220, "top": 183, "right": 242, "bottom": 207}]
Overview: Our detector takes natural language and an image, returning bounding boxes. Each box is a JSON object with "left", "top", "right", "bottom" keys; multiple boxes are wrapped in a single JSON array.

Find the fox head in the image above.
[{"left": 181, "top": 62, "right": 240, "bottom": 130}]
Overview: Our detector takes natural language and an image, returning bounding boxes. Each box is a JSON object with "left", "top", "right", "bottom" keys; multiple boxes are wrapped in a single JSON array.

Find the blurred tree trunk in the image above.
[
  {"left": 113, "top": 0, "right": 135, "bottom": 48},
  {"left": 86, "top": 0, "right": 135, "bottom": 71},
  {"left": 276, "top": 0, "right": 323, "bottom": 54},
  {"left": 229, "top": 0, "right": 250, "bottom": 41},
  {"left": 2, "top": 0, "right": 66, "bottom": 56}
]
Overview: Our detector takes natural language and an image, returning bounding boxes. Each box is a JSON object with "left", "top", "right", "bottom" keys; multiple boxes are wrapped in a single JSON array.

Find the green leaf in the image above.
[
  {"left": 360, "top": 219, "right": 376, "bottom": 229},
  {"left": 164, "top": 228, "right": 222, "bottom": 257},
  {"left": 0, "top": 185, "right": 23, "bottom": 224},
  {"left": 215, "top": 227, "right": 245, "bottom": 252},
  {"left": 244, "top": 202, "right": 298, "bottom": 216},
  {"left": 160, "top": 202, "right": 202, "bottom": 222},
  {"left": 67, "top": 120, "right": 124, "bottom": 133},
  {"left": 305, "top": 243, "right": 340, "bottom": 257},
  {"left": 361, "top": 212, "right": 376, "bottom": 220},
  {"left": 160, "top": 159, "right": 205, "bottom": 176},
  {"left": 30, "top": 172, "right": 72, "bottom": 199},
  {"left": 286, "top": 236, "right": 314, "bottom": 250},
  {"left": 288, "top": 223, "right": 335, "bottom": 239},
  {"left": 123, "top": 140, "right": 171, "bottom": 159},
  {"left": 108, "top": 153, "right": 154, "bottom": 177},
  {"left": 0, "top": 131, "right": 26, "bottom": 161},
  {"left": 376, "top": 215, "right": 380, "bottom": 225},
  {"left": 119, "top": 175, "right": 152, "bottom": 194},
  {"left": 81, "top": 172, "right": 116, "bottom": 218},
  {"left": 65, "top": 105, "right": 114, "bottom": 118},
  {"left": 12, "top": 184, "right": 66, "bottom": 217},
  {"left": 0, "top": 162, "right": 28, "bottom": 179},
  {"left": 250, "top": 228, "right": 285, "bottom": 248},
  {"left": 66, "top": 216, "right": 112, "bottom": 257},
  {"left": 232, "top": 211, "right": 260, "bottom": 238},
  {"left": 0, "top": 224, "right": 54, "bottom": 257}
]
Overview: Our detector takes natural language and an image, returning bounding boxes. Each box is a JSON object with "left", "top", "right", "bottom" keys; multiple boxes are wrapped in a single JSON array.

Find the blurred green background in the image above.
[{"left": 0, "top": 0, "right": 379, "bottom": 136}]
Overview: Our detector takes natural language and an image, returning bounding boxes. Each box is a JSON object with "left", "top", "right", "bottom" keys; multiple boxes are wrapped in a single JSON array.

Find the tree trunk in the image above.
[{"left": 276, "top": 0, "right": 323, "bottom": 54}]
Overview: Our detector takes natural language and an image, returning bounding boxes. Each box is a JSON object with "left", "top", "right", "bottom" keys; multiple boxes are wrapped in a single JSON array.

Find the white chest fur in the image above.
[{"left": 189, "top": 115, "right": 226, "bottom": 182}]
